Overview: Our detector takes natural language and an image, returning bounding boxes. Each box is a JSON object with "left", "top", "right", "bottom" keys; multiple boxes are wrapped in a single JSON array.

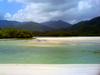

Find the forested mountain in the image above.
[
  {"left": 0, "top": 20, "right": 53, "bottom": 31},
  {"left": 0, "top": 20, "right": 71, "bottom": 31},
  {"left": 0, "top": 20, "right": 25, "bottom": 28},
  {"left": 41, "top": 20, "right": 71, "bottom": 29},
  {"left": 12, "top": 22, "right": 53, "bottom": 31},
  {"left": 0, "top": 16, "right": 100, "bottom": 36},
  {"left": 33, "top": 16, "right": 100, "bottom": 36},
  {"left": 63, "top": 16, "right": 100, "bottom": 31},
  {"left": 0, "top": 20, "right": 21, "bottom": 25}
]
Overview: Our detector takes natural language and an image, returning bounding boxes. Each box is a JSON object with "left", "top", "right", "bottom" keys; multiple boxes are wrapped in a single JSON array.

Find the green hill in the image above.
[
  {"left": 0, "top": 16, "right": 100, "bottom": 36},
  {"left": 41, "top": 20, "right": 71, "bottom": 29},
  {"left": 0, "top": 20, "right": 23, "bottom": 28},
  {"left": 13, "top": 22, "right": 53, "bottom": 31},
  {"left": 0, "top": 20, "right": 53, "bottom": 31},
  {"left": 33, "top": 16, "right": 100, "bottom": 36},
  {"left": 64, "top": 16, "right": 100, "bottom": 31}
]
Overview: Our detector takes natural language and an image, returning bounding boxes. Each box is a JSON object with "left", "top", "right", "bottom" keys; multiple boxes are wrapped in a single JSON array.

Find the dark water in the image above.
[{"left": 0, "top": 38, "right": 100, "bottom": 64}]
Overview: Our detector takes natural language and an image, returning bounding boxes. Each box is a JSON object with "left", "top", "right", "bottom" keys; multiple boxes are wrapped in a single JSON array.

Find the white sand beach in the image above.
[{"left": 0, "top": 64, "right": 100, "bottom": 75}]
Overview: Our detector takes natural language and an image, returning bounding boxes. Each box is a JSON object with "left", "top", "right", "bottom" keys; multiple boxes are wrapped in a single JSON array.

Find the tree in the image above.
[{"left": 0, "top": 28, "right": 33, "bottom": 38}]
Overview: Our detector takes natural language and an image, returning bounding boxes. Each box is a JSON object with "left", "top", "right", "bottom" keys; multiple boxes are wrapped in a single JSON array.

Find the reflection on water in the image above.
[{"left": 0, "top": 37, "right": 100, "bottom": 64}]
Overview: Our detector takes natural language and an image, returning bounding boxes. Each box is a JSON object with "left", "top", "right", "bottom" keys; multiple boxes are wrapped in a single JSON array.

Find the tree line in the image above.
[
  {"left": 33, "top": 25, "right": 100, "bottom": 36},
  {"left": 0, "top": 27, "right": 33, "bottom": 38},
  {"left": 0, "top": 24, "right": 100, "bottom": 38}
]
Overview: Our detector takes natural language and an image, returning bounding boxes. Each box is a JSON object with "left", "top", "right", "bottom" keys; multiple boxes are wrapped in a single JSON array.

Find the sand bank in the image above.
[
  {"left": 25, "top": 37, "right": 100, "bottom": 46},
  {"left": 0, "top": 37, "right": 100, "bottom": 46},
  {"left": 0, "top": 64, "right": 99, "bottom": 75}
]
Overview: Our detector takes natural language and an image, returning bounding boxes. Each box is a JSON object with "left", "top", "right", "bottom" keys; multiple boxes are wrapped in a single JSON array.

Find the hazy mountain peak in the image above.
[
  {"left": 41, "top": 20, "right": 72, "bottom": 29},
  {"left": 58, "top": 20, "right": 63, "bottom": 22}
]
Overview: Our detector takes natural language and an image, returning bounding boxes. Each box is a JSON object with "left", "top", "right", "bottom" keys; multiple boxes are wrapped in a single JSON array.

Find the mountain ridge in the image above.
[
  {"left": 0, "top": 20, "right": 72, "bottom": 31},
  {"left": 0, "top": 16, "right": 100, "bottom": 33},
  {"left": 12, "top": 22, "right": 53, "bottom": 31},
  {"left": 65, "top": 16, "right": 100, "bottom": 31},
  {"left": 41, "top": 20, "right": 72, "bottom": 29},
  {"left": 32, "top": 16, "right": 100, "bottom": 36}
]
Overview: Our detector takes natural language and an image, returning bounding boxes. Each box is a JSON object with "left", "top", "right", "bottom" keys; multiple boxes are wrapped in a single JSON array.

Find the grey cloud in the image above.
[
  {"left": 16, "top": 0, "right": 80, "bottom": 5},
  {"left": 48, "top": 0, "right": 67, "bottom": 5},
  {"left": 51, "top": 0, "right": 100, "bottom": 24},
  {"left": 12, "top": 0, "right": 100, "bottom": 24},
  {"left": 40, "top": 0, "right": 80, "bottom": 14},
  {"left": 16, "top": 0, "right": 66, "bottom": 4},
  {"left": 47, "top": 3, "right": 100, "bottom": 24},
  {"left": 25, "top": 0, "right": 67, "bottom": 5}
]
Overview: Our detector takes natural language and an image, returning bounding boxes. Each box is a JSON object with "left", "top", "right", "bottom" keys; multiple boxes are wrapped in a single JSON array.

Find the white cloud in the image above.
[
  {"left": 5, "top": 13, "right": 11, "bottom": 20},
  {"left": 6, "top": 0, "right": 100, "bottom": 24},
  {"left": 8, "top": 0, "right": 14, "bottom": 2},
  {"left": 11, "top": 3, "right": 62, "bottom": 22},
  {"left": 78, "top": 1, "right": 92, "bottom": 11}
]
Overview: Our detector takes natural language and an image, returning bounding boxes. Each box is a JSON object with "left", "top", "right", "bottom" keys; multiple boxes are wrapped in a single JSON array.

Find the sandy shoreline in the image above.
[{"left": 0, "top": 64, "right": 100, "bottom": 75}]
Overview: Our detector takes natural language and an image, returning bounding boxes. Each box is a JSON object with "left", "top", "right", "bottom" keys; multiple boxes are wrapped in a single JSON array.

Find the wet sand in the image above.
[
  {"left": 0, "top": 64, "right": 100, "bottom": 75},
  {"left": 0, "top": 37, "right": 100, "bottom": 46},
  {"left": 25, "top": 37, "right": 100, "bottom": 46}
]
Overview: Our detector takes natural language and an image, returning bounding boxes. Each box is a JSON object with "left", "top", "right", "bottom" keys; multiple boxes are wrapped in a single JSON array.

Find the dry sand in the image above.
[{"left": 0, "top": 64, "right": 100, "bottom": 75}]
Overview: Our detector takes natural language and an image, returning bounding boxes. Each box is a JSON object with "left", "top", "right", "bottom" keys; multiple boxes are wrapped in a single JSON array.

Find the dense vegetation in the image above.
[
  {"left": 33, "top": 16, "right": 100, "bottom": 36},
  {"left": 33, "top": 25, "right": 100, "bottom": 36},
  {"left": 0, "top": 28, "right": 33, "bottom": 38},
  {"left": 0, "top": 16, "right": 100, "bottom": 37}
]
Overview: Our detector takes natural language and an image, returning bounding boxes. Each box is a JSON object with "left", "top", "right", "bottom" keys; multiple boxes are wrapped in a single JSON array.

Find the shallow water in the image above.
[{"left": 0, "top": 37, "right": 100, "bottom": 64}]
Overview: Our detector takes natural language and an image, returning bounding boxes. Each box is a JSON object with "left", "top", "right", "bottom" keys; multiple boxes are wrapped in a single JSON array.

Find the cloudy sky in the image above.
[{"left": 0, "top": 0, "right": 100, "bottom": 24}]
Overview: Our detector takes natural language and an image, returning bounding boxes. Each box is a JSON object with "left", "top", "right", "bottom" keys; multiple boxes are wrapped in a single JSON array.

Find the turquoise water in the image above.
[{"left": 0, "top": 38, "right": 100, "bottom": 64}]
